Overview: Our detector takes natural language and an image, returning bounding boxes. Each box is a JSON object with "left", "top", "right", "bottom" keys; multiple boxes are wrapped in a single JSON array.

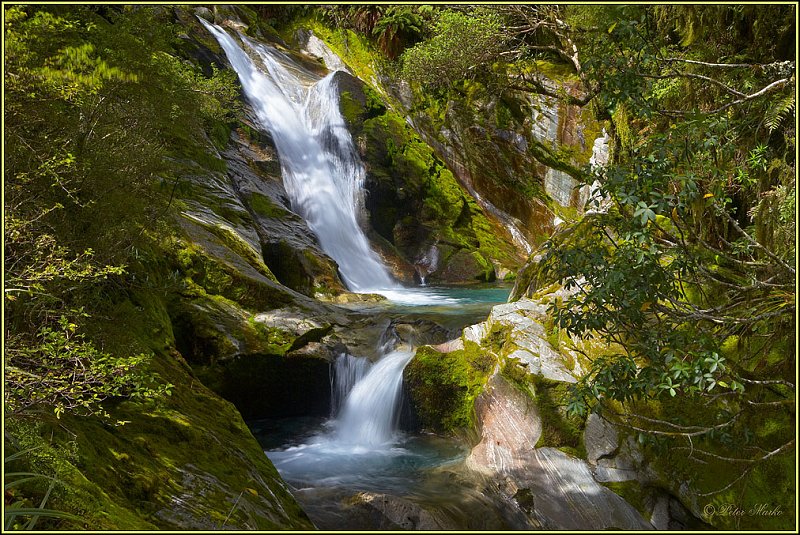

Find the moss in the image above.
[
  {"left": 168, "top": 234, "right": 293, "bottom": 312},
  {"left": 621, "top": 388, "right": 795, "bottom": 530},
  {"left": 207, "top": 225, "right": 278, "bottom": 282},
  {"left": 5, "top": 296, "right": 313, "bottom": 530},
  {"left": 248, "top": 192, "right": 287, "bottom": 219},
  {"left": 404, "top": 342, "right": 496, "bottom": 434},
  {"left": 602, "top": 480, "right": 651, "bottom": 519},
  {"left": 360, "top": 106, "right": 518, "bottom": 273},
  {"left": 530, "top": 374, "right": 585, "bottom": 456},
  {"left": 338, "top": 90, "right": 364, "bottom": 126},
  {"left": 208, "top": 119, "right": 232, "bottom": 150}
]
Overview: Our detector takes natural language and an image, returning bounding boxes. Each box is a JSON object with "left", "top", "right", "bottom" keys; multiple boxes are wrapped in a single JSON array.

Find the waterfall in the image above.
[
  {"left": 200, "top": 20, "right": 397, "bottom": 292},
  {"left": 334, "top": 349, "right": 415, "bottom": 448},
  {"left": 330, "top": 353, "right": 371, "bottom": 417}
]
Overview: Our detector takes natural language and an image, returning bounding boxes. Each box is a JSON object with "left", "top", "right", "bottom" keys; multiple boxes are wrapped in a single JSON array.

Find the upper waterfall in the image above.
[{"left": 200, "top": 20, "right": 397, "bottom": 292}]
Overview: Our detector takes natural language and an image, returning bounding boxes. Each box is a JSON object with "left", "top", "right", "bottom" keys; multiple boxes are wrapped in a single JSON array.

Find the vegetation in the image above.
[
  {"left": 2, "top": 5, "right": 269, "bottom": 528},
  {"left": 404, "top": 343, "right": 495, "bottom": 433},
  {"left": 4, "top": 4, "right": 240, "bottom": 418},
  {"left": 4, "top": 3, "right": 794, "bottom": 530},
  {"left": 376, "top": 4, "right": 794, "bottom": 525}
]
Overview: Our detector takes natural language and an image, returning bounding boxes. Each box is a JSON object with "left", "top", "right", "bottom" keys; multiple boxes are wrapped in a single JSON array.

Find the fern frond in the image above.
[{"left": 764, "top": 93, "right": 795, "bottom": 133}]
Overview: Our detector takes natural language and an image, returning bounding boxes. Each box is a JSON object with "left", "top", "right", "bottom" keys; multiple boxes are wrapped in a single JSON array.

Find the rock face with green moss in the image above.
[
  {"left": 402, "top": 294, "right": 652, "bottom": 529},
  {"left": 312, "top": 29, "right": 593, "bottom": 226},
  {"left": 405, "top": 272, "right": 789, "bottom": 529}
]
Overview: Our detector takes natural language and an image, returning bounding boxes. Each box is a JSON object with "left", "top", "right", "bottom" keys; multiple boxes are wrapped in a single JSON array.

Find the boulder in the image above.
[{"left": 465, "top": 373, "right": 651, "bottom": 530}]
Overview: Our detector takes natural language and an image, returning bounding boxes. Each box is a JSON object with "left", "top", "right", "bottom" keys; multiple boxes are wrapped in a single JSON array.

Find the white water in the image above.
[
  {"left": 330, "top": 353, "right": 371, "bottom": 418},
  {"left": 200, "top": 20, "right": 396, "bottom": 292},
  {"left": 334, "top": 348, "right": 414, "bottom": 447},
  {"left": 266, "top": 347, "right": 416, "bottom": 492}
]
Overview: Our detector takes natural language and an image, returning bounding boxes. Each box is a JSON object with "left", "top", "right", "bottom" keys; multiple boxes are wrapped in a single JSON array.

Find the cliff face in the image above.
[{"left": 287, "top": 22, "right": 603, "bottom": 285}]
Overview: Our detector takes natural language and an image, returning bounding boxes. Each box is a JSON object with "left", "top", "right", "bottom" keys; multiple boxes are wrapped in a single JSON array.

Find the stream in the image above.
[
  {"left": 250, "top": 285, "right": 520, "bottom": 530},
  {"left": 201, "top": 20, "right": 529, "bottom": 529}
]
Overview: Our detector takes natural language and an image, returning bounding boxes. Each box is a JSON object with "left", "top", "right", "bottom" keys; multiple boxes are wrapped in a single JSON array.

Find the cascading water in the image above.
[
  {"left": 200, "top": 20, "right": 395, "bottom": 292},
  {"left": 334, "top": 348, "right": 415, "bottom": 448},
  {"left": 203, "top": 21, "right": 520, "bottom": 527},
  {"left": 329, "top": 353, "right": 371, "bottom": 418}
]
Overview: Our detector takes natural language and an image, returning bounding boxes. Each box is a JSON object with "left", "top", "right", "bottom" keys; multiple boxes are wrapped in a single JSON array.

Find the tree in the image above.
[
  {"left": 4, "top": 5, "right": 239, "bottom": 419},
  {"left": 526, "top": 4, "right": 795, "bottom": 499},
  {"left": 401, "top": 8, "right": 505, "bottom": 90}
]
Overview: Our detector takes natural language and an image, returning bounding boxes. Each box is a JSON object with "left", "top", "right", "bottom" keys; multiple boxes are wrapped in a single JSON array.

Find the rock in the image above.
[
  {"left": 346, "top": 492, "right": 449, "bottom": 530},
  {"left": 295, "top": 29, "right": 352, "bottom": 74},
  {"left": 467, "top": 374, "right": 542, "bottom": 475},
  {"left": 39, "top": 344, "right": 315, "bottom": 530},
  {"left": 521, "top": 448, "right": 652, "bottom": 530},
  {"left": 463, "top": 321, "right": 490, "bottom": 345},
  {"left": 193, "top": 6, "right": 213, "bottom": 22},
  {"left": 463, "top": 298, "right": 581, "bottom": 382},
  {"left": 391, "top": 319, "right": 452, "bottom": 347},
  {"left": 324, "top": 291, "right": 386, "bottom": 304},
  {"left": 583, "top": 415, "right": 644, "bottom": 483},
  {"left": 438, "top": 249, "right": 497, "bottom": 282},
  {"left": 432, "top": 338, "right": 465, "bottom": 353},
  {"left": 464, "top": 372, "right": 652, "bottom": 530},
  {"left": 584, "top": 412, "right": 619, "bottom": 464},
  {"left": 224, "top": 127, "right": 346, "bottom": 297},
  {"left": 648, "top": 491, "right": 701, "bottom": 530}
]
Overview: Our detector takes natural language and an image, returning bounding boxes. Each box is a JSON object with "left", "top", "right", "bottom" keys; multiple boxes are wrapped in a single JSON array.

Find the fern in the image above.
[{"left": 764, "top": 93, "right": 795, "bottom": 133}]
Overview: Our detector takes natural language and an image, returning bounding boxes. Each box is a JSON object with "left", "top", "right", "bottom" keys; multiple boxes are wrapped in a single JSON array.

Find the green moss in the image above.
[
  {"left": 404, "top": 342, "right": 496, "bottom": 433},
  {"left": 248, "top": 192, "right": 287, "bottom": 219},
  {"left": 361, "top": 106, "right": 517, "bottom": 272},
  {"left": 5, "top": 294, "right": 312, "bottom": 530},
  {"left": 283, "top": 17, "right": 381, "bottom": 86},
  {"left": 602, "top": 480, "right": 651, "bottom": 519},
  {"left": 209, "top": 119, "right": 232, "bottom": 150},
  {"left": 338, "top": 90, "right": 364, "bottom": 126},
  {"left": 167, "top": 231, "right": 293, "bottom": 313},
  {"left": 529, "top": 374, "right": 586, "bottom": 455}
]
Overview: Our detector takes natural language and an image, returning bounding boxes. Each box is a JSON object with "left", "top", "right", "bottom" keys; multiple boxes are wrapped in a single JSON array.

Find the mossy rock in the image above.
[
  {"left": 5, "top": 349, "right": 313, "bottom": 530},
  {"left": 261, "top": 239, "right": 342, "bottom": 298},
  {"left": 436, "top": 249, "right": 497, "bottom": 283},
  {"left": 500, "top": 362, "right": 586, "bottom": 457},
  {"left": 403, "top": 342, "right": 496, "bottom": 434}
]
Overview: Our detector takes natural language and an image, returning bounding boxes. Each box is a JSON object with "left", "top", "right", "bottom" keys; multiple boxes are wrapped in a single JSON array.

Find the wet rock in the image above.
[
  {"left": 295, "top": 29, "right": 352, "bottom": 74},
  {"left": 467, "top": 374, "right": 542, "bottom": 475},
  {"left": 345, "top": 492, "right": 450, "bottom": 530},
  {"left": 465, "top": 371, "right": 650, "bottom": 530},
  {"left": 224, "top": 127, "right": 346, "bottom": 297},
  {"left": 392, "top": 318, "right": 453, "bottom": 348}
]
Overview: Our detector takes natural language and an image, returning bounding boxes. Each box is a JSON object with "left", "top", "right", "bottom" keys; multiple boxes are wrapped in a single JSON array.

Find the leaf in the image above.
[
  {"left": 703, "top": 193, "right": 714, "bottom": 199},
  {"left": 3, "top": 507, "right": 81, "bottom": 522}
]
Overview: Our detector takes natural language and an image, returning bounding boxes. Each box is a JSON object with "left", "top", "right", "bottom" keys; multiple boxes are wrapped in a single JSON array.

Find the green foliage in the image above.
[
  {"left": 525, "top": 4, "right": 795, "bottom": 511},
  {"left": 4, "top": 5, "right": 242, "bottom": 422},
  {"left": 318, "top": 5, "right": 430, "bottom": 60},
  {"left": 371, "top": 6, "right": 425, "bottom": 60},
  {"left": 5, "top": 315, "right": 171, "bottom": 420},
  {"left": 401, "top": 9, "right": 504, "bottom": 90},
  {"left": 4, "top": 441, "right": 83, "bottom": 531}
]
